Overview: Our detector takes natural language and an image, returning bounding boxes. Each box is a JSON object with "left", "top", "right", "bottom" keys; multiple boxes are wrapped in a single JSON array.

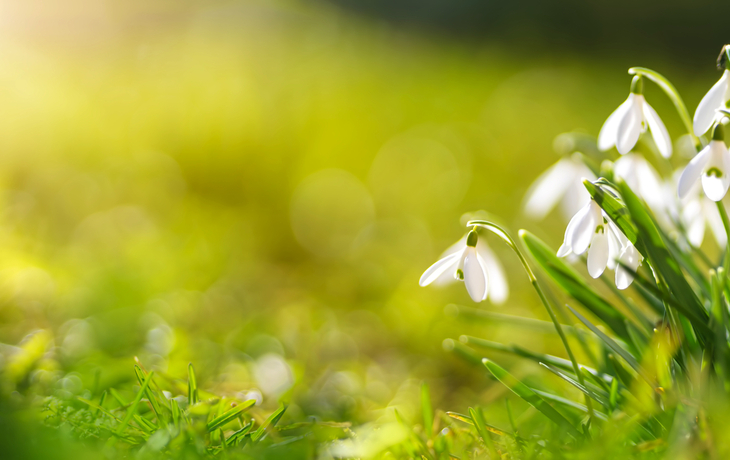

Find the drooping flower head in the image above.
[
  {"left": 419, "top": 229, "right": 506, "bottom": 303},
  {"left": 598, "top": 76, "right": 672, "bottom": 158},
  {"left": 523, "top": 153, "right": 596, "bottom": 221},
  {"left": 678, "top": 123, "right": 730, "bottom": 202},
  {"left": 557, "top": 198, "right": 643, "bottom": 290},
  {"left": 694, "top": 46, "right": 730, "bottom": 136}
]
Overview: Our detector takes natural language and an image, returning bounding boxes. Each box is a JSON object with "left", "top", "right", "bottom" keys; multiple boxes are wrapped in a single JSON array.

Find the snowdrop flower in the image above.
[
  {"left": 678, "top": 124, "right": 730, "bottom": 202},
  {"left": 557, "top": 199, "right": 643, "bottom": 289},
  {"left": 598, "top": 76, "right": 672, "bottom": 158},
  {"left": 420, "top": 229, "right": 505, "bottom": 303},
  {"left": 613, "top": 153, "right": 666, "bottom": 216},
  {"left": 523, "top": 153, "right": 596, "bottom": 221},
  {"left": 671, "top": 168, "right": 728, "bottom": 248},
  {"left": 693, "top": 68, "right": 730, "bottom": 136}
]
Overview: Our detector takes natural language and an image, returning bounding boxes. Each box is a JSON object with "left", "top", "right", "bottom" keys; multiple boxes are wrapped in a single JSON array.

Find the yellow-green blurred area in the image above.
[{"left": 0, "top": 0, "right": 725, "bottom": 433}]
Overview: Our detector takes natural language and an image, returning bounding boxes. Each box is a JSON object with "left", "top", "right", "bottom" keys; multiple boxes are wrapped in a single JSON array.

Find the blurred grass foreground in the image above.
[{"left": 1, "top": 0, "right": 729, "bottom": 458}]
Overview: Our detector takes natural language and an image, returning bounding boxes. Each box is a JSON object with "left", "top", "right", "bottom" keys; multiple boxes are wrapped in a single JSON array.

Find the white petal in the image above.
[
  {"left": 615, "top": 244, "right": 642, "bottom": 290},
  {"left": 557, "top": 202, "right": 588, "bottom": 257},
  {"left": 642, "top": 101, "right": 673, "bottom": 158},
  {"left": 706, "top": 199, "right": 728, "bottom": 248},
  {"left": 523, "top": 158, "right": 577, "bottom": 220},
  {"left": 616, "top": 94, "right": 643, "bottom": 155},
  {"left": 433, "top": 238, "right": 467, "bottom": 286},
  {"left": 598, "top": 96, "right": 632, "bottom": 151},
  {"left": 678, "top": 144, "right": 712, "bottom": 199},
  {"left": 477, "top": 242, "right": 508, "bottom": 304},
  {"left": 419, "top": 251, "right": 461, "bottom": 286},
  {"left": 606, "top": 222, "right": 623, "bottom": 270},
  {"left": 682, "top": 199, "right": 705, "bottom": 247},
  {"left": 587, "top": 228, "right": 609, "bottom": 278},
  {"left": 701, "top": 141, "right": 730, "bottom": 201},
  {"left": 570, "top": 202, "right": 600, "bottom": 255},
  {"left": 693, "top": 70, "right": 730, "bottom": 136},
  {"left": 559, "top": 159, "right": 596, "bottom": 220},
  {"left": 463, "top": 247, "right": 488, "bottom": 302}
]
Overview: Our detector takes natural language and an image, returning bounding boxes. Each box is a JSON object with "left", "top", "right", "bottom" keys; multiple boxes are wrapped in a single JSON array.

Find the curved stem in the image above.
[
  {"left": 628, "top": 67, "right": 702, "bottom": 151},
  {"left": 467, "top": 219, "right": 595, "bottom": 421}
]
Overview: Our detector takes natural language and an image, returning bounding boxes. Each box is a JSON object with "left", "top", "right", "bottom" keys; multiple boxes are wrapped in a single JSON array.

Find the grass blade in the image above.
[
  {"left": 251, "top": 404, "right": 287, "bottom": 442},
  {"left": 566, "top": 305, "right": 654, "bottom": 387},
  {"left": 116, "top": 370, "right": 155, "bottom": 437},
  {"left": 206, "top": 399, "right": 256, "bottom": 433},
  {"left": 469, "top": 407, "right": 498, "bottom": 457},
  {"left": 421, "top": 382, "right": 433, "bottom": 438},
  {"left": 482, "top": 359, "right": 580, "bottom": 438},
  {"left": 188, "top": 363, "right": 199, "bottom": 406}
]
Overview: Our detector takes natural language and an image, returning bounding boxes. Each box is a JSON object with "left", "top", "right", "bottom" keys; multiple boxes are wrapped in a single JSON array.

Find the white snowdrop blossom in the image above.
[
  {"left": 678, "top": 126, "right": 730, "bottom": 202},
  {"left": 693, "top": 69, "right": 730, "bottom": 136},
  {"left": 420, "top": 229, "right": 505, "bottom": 303},
  {"left": 598, "top": 77, "right": 672, "bottom": 158},
  {"left": 523, "top": 153, "right": 596, "bottom": 221},
  {"left": 670, "top": 168, "right": 728, "bottom": 248},
  {"left": 557, "top": 200, "right": 643, "bottom": 289},
  {"left": 613, "top": 153, "right": 666, "bottom": 215}
]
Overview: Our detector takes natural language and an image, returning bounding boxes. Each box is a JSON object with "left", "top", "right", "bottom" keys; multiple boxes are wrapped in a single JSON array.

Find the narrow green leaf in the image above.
[
  {"left": 584, "top": 179, "right": 638, "bottom": 244},
  {"left": 188, "top": 363, "right": 199, "bottom": 406},
  {"left": 539, "top": 363, "right": 609, "bottom": 408},
  {"left": 251, "top": 405, "right": 287, "bottom": 442},
  {"left": 482, "top": 359, "right": 580, "bottom": 438},
  {"left": 421, "top": 382, "right": 433, "bottom": 438},
  {"left": 461, "top": 335, "right": 605, "bottom": 381},
  {"left": 445, "top": 412, "right": 510, "bottom": 436},
  {"left": 225, "top": 422, "right": 254, "bottom": 446},
  {"left": 531, "top": 389, "right": 608, "bottom": 421},
  {"left": 206, "top": 399, "right": 256, "bottom": 432},
  {"left": 469, "top": 407, "right": 498, "bottom": 457},
  {"left": 567, "top": 305, "right": 653, "bottom": 387},
  {"left": 519, "top": 230, "right": 630, "bottom": 340},
  {"left": 109, "top": 388, "right": 128, "bottom": 407},
  {"left": 617, "top": 180, "right": 710, "bottom": 339},
  {"left": 609, "top": 378, "right": 619, "bottom": 411},
  {"left": 116, "top": 370, "right": 155, "bottom": 437},
  {"left": 171, "top": 398, "right": 180, "bottom": 428},
  {"left": 134, "top": 365, "right": 164, "bottom": 425},
  {"left": 134, "top": 414, "right": 157, "bottom": 433}
]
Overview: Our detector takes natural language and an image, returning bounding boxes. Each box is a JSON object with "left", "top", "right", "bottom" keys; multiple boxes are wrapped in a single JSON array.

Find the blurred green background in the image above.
[{"left": 0, "top": 0, "right": 726, "bottom": 443}]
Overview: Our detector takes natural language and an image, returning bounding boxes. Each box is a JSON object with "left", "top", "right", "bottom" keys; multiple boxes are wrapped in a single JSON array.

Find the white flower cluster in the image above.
[{"left": 421, "top": 54, "right": 730, "bottom": 303}]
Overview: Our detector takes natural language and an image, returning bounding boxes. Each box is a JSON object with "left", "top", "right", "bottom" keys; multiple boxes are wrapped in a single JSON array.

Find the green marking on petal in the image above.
[
  {"left": 456, "top": 269, "right": 464, "bottom": 281},
  {"left": 595, "top": 225, "right": 605, "bottom": 234},
  {"left": 706, "top": 167, "right": 724, "bottom": 178}
]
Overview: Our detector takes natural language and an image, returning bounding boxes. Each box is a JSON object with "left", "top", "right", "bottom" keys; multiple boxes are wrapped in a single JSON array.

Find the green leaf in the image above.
[
  {"left": 251, "top": 404, "right": 287, "bottom": 442},
  {"left": 421, "top": 382, "right": 433, "bottom": 438},
  {"left": 188, "top": 363, "right": 199, "bottom": 406},
  {"left": 584, "top": 179, "right": 638, "bottom": 245},
  {"left": 531, "top": 389, "right": 608, "bottom": 421},
  {"left": 539, "top": 363, "right": 609, "bottom": 408},
  {"left": 134, "top": 366, "right": 165, "bottom": 425},
  {"left": 206, "top": 399, "right": 256, "bottom": 433},
  {"left": 566, "top": 305, "right": 653, "bottom": 387},
  {"left": 225, "top": 423, "right": 254, "bottom": 446},
  {"left": 519, "top": 230, "right": 630, "bottom": 340},
  {"left": 616, "top": 180, "right": 711, "bottom": 339},
  {"left": 469, "top": 407, "right": 498, "bottom": 457},
  {"left": 445, "top": 412, "right": 510, "bottom": 437},
  {"left": 482, "top": 359, "right": 580, "bottom": 438},
  {"left": 116, "top": 370, "right": 155, "bottom": 437}
]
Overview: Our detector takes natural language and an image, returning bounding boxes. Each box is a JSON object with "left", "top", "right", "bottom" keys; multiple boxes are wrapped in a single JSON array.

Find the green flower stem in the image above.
[
  {"left": 628, "top": 67, "right": 702, "bottom": 151},
  {"left": 466, "top": 219, "right": 595, "bottom": 420}
]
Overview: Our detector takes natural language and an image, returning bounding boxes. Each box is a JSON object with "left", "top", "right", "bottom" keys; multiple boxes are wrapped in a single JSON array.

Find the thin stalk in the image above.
[
  {"left": 628, "top": 67, "right": 701, "bottom": 151},
  {"left": 467, "top": 219, "right": 595, "bottom": 420}
]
